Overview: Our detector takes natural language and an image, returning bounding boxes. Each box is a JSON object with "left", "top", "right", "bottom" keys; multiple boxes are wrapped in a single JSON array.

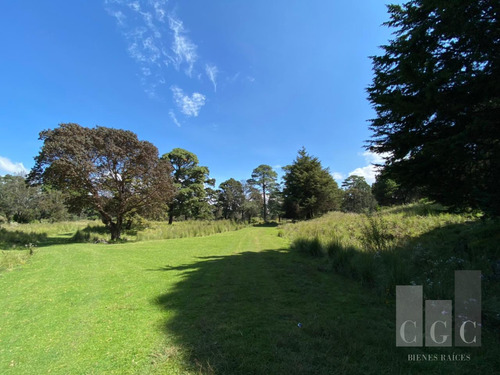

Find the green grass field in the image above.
[{"left": 1, "top": 219, "right": 499, "bottom": 374}]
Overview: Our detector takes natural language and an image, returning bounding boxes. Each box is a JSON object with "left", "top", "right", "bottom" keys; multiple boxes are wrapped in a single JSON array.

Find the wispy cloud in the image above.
[
  {"left": 227, "top": 72, "right": 240, "bottom": 83},
  {"left": 205, "top": 64, "right": 218, "bottom": 92},
  {"left": 152, "top": 0, "right": 166, "bottom": 22},
  {"left": 105, "top": 0, "right": 216, "bottom": 120},
  {"left": 108, "top": 9, "right": 126, "bottom": 26},
  {"left": 171, "top": 86, "right": 206, "bottom": 117},
  {"left": 168, "top": 15, "right": 197, "bottom": 76},
  {"left": 348, "top": 151, "right": 389, "bottom": 184},
  {"left": 169, "top": 109, "right": 182, "bottom": 127},
  {"left": 0, "top": 156, "right": 28, "bottom": 176},
  {"left": 105, "top": 0, "right": 171, "bottom": 96}
]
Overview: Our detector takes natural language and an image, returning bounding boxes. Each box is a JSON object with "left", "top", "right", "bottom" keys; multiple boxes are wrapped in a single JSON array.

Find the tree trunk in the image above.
[
  {"left": 125, "top": 220, "right": 133, "bottom": 230},
  {"left": 168, "top": 213, "right": 174, "bottom": 225},
  {"left": 109, "top": 218, "right": 123, "bottom": 241},
  {"left": 262, "top": 184, "right": 267, "bottom": 222}
]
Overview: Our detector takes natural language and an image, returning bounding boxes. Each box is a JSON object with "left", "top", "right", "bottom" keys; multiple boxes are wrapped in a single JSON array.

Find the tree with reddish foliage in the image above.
[{"left": 29, "top": 123, "right": 175, "bottom": 240}]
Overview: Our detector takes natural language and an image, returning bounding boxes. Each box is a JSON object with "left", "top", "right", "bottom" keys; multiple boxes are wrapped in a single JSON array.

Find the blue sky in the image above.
[{"left": 0, "top": 0, "right": 398, "bottom": 186}]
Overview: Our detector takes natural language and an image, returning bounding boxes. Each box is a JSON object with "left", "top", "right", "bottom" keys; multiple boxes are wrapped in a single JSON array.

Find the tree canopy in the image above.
[
  {"left": 28, "top": 123, "right": 175, "bottom": 240},
  {"left": 162, "top": 148, "right": 214, "bottom": 223},
  {"left": 217, "top": 178, "right": 245, "bottom": 220},
  {"left": 341, "top": 175, "right": 377, "bottom": 213},
  {"left": 0, "top": 175, "right": 71, "bottom": 224},
  {"left": 368, "top": 0, "right": 500, "bottom": 215},
  {"left": 241, "top": 180, "right": 264, "bottom": 223},
  {"left": 248, "top": 164, "right": 277, "bottom": 222},
  {"left": 282, "top": 148, "right": 341, "bottom": 219}
]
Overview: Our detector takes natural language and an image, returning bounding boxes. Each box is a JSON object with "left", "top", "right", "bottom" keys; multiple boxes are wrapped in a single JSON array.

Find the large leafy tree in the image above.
[
  {"left": 282, "top": 148, "right": 342, "bottom": 219},
  {"left": 29, "top": 123, "right": 175, "bottom": 240},
  {"left": 0, "top": 175, "right": 40, "bottom": 223},
  {"left": 341, "top": 175, "right": 377, "bottom": 213},
  {"left": 241, "top": 180, "right": 263, "bottom": 223},
  {"left": 248, "top": 165, "right": 277, "bottom": 222},
  {"left": 217, "top": 178, "right": 245, "bottom": 220},
  {"left": 0, "top": 175, "right": 70, "bottom": 223},
  {"left": 162, "top": 148, "right": 214, "bottom": 224},
  {"left": 368, "top": 0, "right": 500, "bottom": 215},
  {"left": 267, "top": 184, "right": 285, "bottom": 221},
  {"left": 371, "top": 173, "right": 401, "bottom": 207}
]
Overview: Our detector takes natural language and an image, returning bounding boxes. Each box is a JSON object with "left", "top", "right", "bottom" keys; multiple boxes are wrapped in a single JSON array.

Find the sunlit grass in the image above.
[
  {"left": 0, "top": 219, "right": 248, "bottom": 248},
  {"left": 136, "top": 220, "right": 247, "bottom": 241},
  {"left": 0, "top": 215, "right": 499, "bottom": 374}
]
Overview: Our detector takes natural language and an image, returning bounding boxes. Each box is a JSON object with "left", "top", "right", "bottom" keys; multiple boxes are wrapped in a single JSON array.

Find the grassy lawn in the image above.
[{"left": 1, "top": 224, "right": 499, "bottom": 374}]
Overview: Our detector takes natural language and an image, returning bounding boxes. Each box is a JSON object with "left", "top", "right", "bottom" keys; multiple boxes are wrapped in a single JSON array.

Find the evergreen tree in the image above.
[
  {"left": 341, "top": 175, "right": 377, "bottom": 213},
  {"left": 368, "top": 0, "right": 500, "bottom": 215},
  {"left": 241, "top": 181, "right": 263, "bottom": 223},
  {"left": 248, "top": 165, "right": 277, "bottom": 222},
  {"left": 282, "top": 148, "right": 341, "bottom": 219},
  {"left": 217, "top": 178, "right": 245, "bottom": 220},
  {"left": 162, "top": 148, "right": 214, "bottom": 223}
]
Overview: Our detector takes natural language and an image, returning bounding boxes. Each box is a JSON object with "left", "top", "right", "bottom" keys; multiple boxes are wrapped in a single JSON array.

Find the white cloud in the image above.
[
  {"left": 362, "top": 150, "right": 388, "bottom": 165},
  {"left": 205, "top": 64, "right": 218, "bottom": 92},
  {"left": 331, "top": 172, "right": 344, "bottom": 182},
  {"left": 168, "top": 15, "right": 197, "bottom": 76},
  {"left": 348, "top": 166, "right": 377, "bottom": 185},
  {"left": 169, "top": 110, "right": 182, "bottom": 127},
  {"left": 171, "top": 86, "right": 206, "bottom": 117},
  {"left": 347, "top": 151, "right": 389, "bottom": 185},
  {"left": 0, "top": 156, "right": 28, "bottom": 176}
]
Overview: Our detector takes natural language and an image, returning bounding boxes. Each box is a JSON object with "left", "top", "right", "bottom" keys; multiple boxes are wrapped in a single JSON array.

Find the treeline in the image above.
[
  {"left": 1, "top": 124, "right": 394, "bottom": 239},
  {"left": 0, "top": 175, "right": 70, "bottom": 223}
]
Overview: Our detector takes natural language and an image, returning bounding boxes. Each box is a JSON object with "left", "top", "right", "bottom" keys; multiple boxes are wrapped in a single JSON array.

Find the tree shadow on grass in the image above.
[
  {"left": 0, "top": 227, "right": 51, "bottom": 249},
  {"left": 152, "top": 223, "right": 500, "bottom": 374},
  {"left": 0, "top": 226, "right": 94, "bottom": 249},
  {"left": 153, "top": 249, "right": 410, "bottom": 374},
  {"left": 0, "top": 223, "right": 115, "bottom": 249}
]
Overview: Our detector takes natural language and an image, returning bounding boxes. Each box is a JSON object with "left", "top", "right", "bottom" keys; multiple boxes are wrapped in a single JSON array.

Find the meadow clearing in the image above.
[{"left": 1, "top": 206, "right": 499, "bottom": 374}]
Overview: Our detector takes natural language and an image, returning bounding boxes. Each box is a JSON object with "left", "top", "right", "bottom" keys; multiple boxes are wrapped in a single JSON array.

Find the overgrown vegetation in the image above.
[
  {"left": 0, "top": 219, "right": 248, "bottom": 249},
  {"left": 282, "top": 203, "right": 500, "bottom": 329},
  {"left": 135, "top": 220, "right": 248, "bottom": 241}
]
